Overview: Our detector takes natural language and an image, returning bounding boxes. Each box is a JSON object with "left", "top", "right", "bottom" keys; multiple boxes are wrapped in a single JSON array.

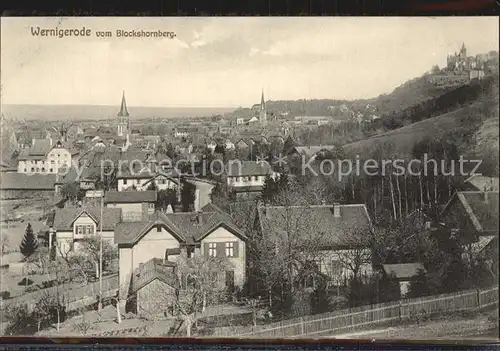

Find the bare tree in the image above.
[{"left": 173, "top": 255, "right": 231, "bottom": 337}]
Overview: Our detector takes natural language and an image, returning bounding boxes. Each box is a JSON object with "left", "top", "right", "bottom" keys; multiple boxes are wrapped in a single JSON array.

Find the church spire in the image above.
[{"left": 118, "top": 91, "right": 129, "bottom": 117}]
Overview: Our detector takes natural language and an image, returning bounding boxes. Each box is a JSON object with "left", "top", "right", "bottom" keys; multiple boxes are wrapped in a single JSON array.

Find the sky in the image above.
[{"left": 1, "top": 17, "right": 498, "bottom": 108}]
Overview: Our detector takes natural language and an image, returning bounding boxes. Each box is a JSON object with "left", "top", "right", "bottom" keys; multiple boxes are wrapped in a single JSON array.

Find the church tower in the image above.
[
  {"left": 117, "top": 91, "right": 130, "bottom": 137},
  {"left": 459, "top": 42, "right": 467, "bottom": 58},
  {"left": 259, "top": 89, "right": 267, "bottom": 125}
]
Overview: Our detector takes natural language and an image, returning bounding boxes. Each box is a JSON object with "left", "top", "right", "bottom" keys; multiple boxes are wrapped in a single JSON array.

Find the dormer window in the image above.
[{"left": 157, "top": 225, "right": 161, "bottom": 232}]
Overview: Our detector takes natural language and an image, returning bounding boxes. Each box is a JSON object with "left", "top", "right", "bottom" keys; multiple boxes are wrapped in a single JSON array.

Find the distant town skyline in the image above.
[{"left": 1, "top": 17, "right": 498, "bottom": 108}]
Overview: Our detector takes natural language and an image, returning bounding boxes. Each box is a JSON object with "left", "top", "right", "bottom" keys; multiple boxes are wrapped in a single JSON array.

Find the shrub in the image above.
[
  {"left": 25, "top": 285, "right": 40, "bottom": 293},
  {"left": 0, "top": 291, "right": 11, "bottom": 300},
  {"left": 40, "top": 280, "right": 57, "bottom": 289},
  {"left": 18, "top": 278, "right": 34, "bottom": 286}
]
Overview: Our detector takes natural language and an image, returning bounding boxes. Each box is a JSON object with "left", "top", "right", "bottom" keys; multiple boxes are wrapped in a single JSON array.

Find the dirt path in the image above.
[{"left": 327, "top": 313, "right": 498, "bottom": 340}]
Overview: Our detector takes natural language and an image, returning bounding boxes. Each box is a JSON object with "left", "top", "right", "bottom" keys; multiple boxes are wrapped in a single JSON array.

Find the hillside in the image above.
[
  {"left": 227, "top": 75, "right": 457, "bottom": 121},
  {"left": 343, "top": 97, "right": 499, "bottom": 162}
]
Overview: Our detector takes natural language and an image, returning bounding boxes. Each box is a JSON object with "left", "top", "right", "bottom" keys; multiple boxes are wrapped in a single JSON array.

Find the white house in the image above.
[
  {"left": 224, "top": 138, "right": 235, "bottom": 150},
  {"left": 114, "top": 204, "right": 247, "bottom": 309},
  {"left": 49, "top": 207, "right": 122, "bottom": 256},
  {"left": 225, "top": 160, "right": 273, "bottom": 196},
  {"left": 256, "top": 203, "right": 374, "bottom": 287},
  {"left": 46, "top": 140, "right": 73, "bottom": 174},
  {"left": 105, "top": 190, "right": 157, "bottom": 222},
  {"left": 17, "top": 139, "right": 52, "bottom": 174}
]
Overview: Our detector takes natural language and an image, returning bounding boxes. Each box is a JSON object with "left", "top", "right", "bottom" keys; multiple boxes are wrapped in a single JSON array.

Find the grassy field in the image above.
[{"left": 344, "top": 98, "right": 499, "bottom": 158}]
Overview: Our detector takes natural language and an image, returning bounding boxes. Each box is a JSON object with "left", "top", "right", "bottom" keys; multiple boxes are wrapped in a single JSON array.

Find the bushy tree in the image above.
[{"left": 180, "top": 179, "right": 196, "bottom": 212}]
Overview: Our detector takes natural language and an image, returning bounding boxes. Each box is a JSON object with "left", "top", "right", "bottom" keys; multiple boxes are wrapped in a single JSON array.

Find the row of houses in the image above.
[{"left": 42, "top": 172, "right": 498, "bottom": 317}]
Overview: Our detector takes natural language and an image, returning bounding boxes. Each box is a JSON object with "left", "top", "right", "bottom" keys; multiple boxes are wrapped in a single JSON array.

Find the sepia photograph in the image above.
[{"left": 0, "top": 17, "right": 498, "bottom": 340}]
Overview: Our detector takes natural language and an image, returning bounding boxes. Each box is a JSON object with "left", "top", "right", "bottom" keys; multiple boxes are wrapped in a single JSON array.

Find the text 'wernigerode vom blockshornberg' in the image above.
[{"left": 30, "top": 26, "right": 177, "bottom": 39}]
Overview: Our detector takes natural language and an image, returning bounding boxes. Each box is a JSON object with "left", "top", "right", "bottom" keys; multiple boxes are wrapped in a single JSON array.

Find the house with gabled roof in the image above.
[
  {"left": 48, "top": 207, "right": 123, "bottom": 256},
  {"left": 105, "top": 190, "right": 157, "bottom": 222},
  {"left": 290, "top": 145, "right": 338, "bottom": 160},
  {"left": 382, "top": 263, "right": 426, "bottom": 298},
  {"left": 255, "top": 203, "right": 373, "bottom": 287},
  {"left": 439, "top": 191, "right": 499, "bottom": 263},
  {"left": 225, "top": 160, "right": 274, "bottom": 197},
  {"left": 114, "top": 206, "right": 247, "bottom": 307},
  {"left": 141, "top": 170, "right": 180, "bottom": 192},
  {"left": 463, "top": 175, "right": 499, "bottom": 192}
]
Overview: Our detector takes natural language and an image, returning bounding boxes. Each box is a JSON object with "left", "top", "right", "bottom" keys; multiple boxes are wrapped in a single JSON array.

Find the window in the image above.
[
  {"left": 247, "top": 176, "right": 251, "bottom": 181},
  {"left": 41, "top": 168, "right": 45, "bottom": 172},
  {"left": 208, "top": 243, "right": 217, "bottom": 257},
  {"left": 148, "top": 203, "right": 155, "bottom": 209},
  {"left": 225, "top": 242, "right": 235, "bottom": 257},
  {"left": 75, "top": 225, "right": 94, "bottom": 235},
  {"left": 253, "top": 176, "right": 258, "bottom": 181},
  {"left": 51, "top": 160, "right": 55, "bottom": 164},
  {"left": 123, "top": 179, "right": 128, "bottom": 185},
  {"left": 49, "top": 168, "right": 53, "bottom": 172},
  {"left": 24, "top": 169, "right": 27, "bottom": 172},
  {"left": 57, "top": 154, "right": 60, "bottom": 157},
  {"left": 157, "top": 225, "right": 161, "bottom": 232}
]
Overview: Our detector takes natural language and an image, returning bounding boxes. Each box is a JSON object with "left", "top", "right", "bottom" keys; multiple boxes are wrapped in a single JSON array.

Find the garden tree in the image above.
[
  {"left": 260, "top": 174, "right": 279, "bottom": 204},
  {"left": 1, "top": 233, "right": 9, "bottom": 254},
  {"left": 25, "top": 247, "right": 52, "bottom": 280},
  {"left": 249, "top": 184, "right": 333, "bottom": 314},
  {"left": 56, "top": 244, "right": 93, "bottom": 284},
  {"left": 407, "top": 269, "right": 432, "bottom": 298},
  {"left": 20, "top": 223, "right": 38, "bottom": 259},
  {"left": 33, "top": 289, "right": 68, "bottom": 332},
  {"left": 60, "top": 182, "right": 80, "bottom": 203},
  {"left": 371, "top": 215, "right": 438, "bottom": 267},
  {"left": 180, "top": 179, "right": 196, "bottom": 212},
  {"left": 157, "top": 189, "right": 178, "bottom": 211},
  {"left": 146, "top": 181, "right": 157, "bottom": 191},
  {"left": 79, "top": 236, "right": 119, "bottom": 278},
  {"left": 282, "top": 136, "right": 296, "bottom": 155},
  {"left": 209, "top": 179, "right": 232, "bottom": 212},
  {"left": 173, "top": 255, "right": 231, "bottom": 337},
  {"left": 4, "top": 303, "right": 39, "bottom": 335},
  {"left": 310, "top": 276, "right": 332, "bottom": 314}
]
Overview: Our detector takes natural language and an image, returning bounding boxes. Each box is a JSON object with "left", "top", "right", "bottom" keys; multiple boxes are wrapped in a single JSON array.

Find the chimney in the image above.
[
  {"left": 483, "top": 191, "right": 489, "bottom": 203},
  {"left": 333, "top": 203, "right": 341, "bottom": 218},
  {"left": 196, "top": 210, "right": 203, "bottom": 225}
]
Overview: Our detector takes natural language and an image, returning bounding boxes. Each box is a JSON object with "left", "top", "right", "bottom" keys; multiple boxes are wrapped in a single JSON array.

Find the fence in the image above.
[
  {"left": 213, "top": 287, "right": 498, "bottom": 338},
  {"left": 0, "top": 274, "right": 119, "bottom": 313}
]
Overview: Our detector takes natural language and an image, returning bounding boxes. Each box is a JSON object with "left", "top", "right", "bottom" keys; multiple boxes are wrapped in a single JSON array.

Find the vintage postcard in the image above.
[{"left": 0, "top": 17, "right": 498, "bottom": 339}]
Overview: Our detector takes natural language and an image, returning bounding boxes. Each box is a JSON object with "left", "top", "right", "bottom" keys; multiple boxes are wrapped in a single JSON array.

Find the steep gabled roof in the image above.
[
  {"left": 225, "top": 160, "right": 272, "bottom": 177},
  {"left": 382, "top": 263, "right": 426, "bottom": 280},
  {"left": 131, "top": 258, "right": 179, "bottom": 294},
  {"left": 114, "top": 210, "right": 186, "bottom": 245},
  {"left": 114, "top": 208, "right": 245, "bottom": 246},
  {"left": 52, "top": 207, "right": 122, "bottom": 231},
  {"left": 105, "top": 190, "right": 157, "bottom": 204},
  {"left": 257, "top": 204, "right": 372, "bottom": 249},
  {"left": 464, "top": 175, "right": 499, "bottom": 192},
  {"left": 0, "top": 173, "right": 56, "bottom": 190}
]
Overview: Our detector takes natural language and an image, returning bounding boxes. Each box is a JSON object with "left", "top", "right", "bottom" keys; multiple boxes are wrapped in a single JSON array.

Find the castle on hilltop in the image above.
[{"left": 446, "top": 43, "right": 483, "bottom": 72}]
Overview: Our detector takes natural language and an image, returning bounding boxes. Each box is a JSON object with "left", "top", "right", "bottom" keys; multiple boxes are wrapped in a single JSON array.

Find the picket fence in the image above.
[
  {"left": 213, "top": 287, "right": 499, "bottom": 338},
  {"left": 0, "top": 274, "right": 119, "bottom": 313}
]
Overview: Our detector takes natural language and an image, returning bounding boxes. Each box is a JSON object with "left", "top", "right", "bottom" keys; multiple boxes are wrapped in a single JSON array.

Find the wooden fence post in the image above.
[
  {"left": 476, "top": 288, "right": 481, "bottom": 308},
  {"left": 300, "top": 317, "right": 304, "bottom": 336},
  {"left": 398, "top": 301, "right": 403, "bottom": 321}
]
